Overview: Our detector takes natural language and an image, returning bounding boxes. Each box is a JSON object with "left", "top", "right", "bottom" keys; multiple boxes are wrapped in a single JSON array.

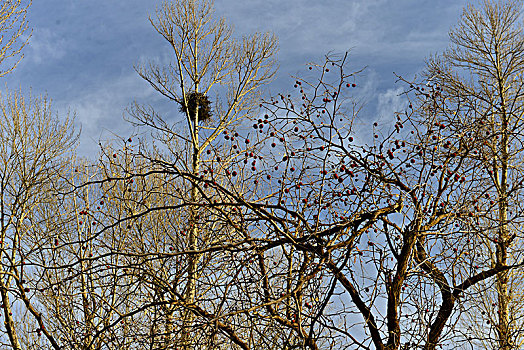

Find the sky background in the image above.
[{"left": 4, "top": 0, "right": 483, "bottom": 157}]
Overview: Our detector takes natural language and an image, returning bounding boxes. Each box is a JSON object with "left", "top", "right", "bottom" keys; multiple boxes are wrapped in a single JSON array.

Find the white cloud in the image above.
[
  {"left": 4, "top": 0, "right": 477, "bottom": 158},
  {"left": 63, "top": 72, "right": 161, "bottom": 157},
  {"left": 376, "top": 87, "right": 406, "bottom": 125},
  {"left": 26, "top": 28, "right": 66, "bottom": 64}
]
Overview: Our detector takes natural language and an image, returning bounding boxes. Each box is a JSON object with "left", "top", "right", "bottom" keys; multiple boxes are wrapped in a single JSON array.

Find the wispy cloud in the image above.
[
  {"left": 26, "top": 28, "right": 66, "bottom": 64},
  {"left": 3, "top": 0, "right": 482, "bottom": 157},
  {"left": 60, "top": 71, "right": 162, "bottom": 157},
  {"left": 377, "top": 87, "right": 406, "bottom": 125}
]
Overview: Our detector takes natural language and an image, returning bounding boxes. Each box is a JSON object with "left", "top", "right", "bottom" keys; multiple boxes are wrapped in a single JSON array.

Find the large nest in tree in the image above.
[{"left": 178, "top": 91, "right": 213, "bottom": 123}]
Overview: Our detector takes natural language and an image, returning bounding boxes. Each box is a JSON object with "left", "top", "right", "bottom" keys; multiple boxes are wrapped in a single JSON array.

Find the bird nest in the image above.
[{"left": 178, "top": 91, "right": 213, "bottom": 123}]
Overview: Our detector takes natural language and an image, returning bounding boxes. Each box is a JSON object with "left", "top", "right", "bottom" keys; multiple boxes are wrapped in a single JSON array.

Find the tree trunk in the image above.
[{"left": 182, "top": 84, "right": 201, "bottom": 350}]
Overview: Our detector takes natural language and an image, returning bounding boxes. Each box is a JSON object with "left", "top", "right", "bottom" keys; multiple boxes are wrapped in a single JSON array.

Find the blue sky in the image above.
[{"left": 4, "top": 0, "right": 481, "bottom": 156}]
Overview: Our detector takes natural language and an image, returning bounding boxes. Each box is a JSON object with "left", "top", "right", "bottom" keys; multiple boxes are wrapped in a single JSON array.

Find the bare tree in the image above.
[
  {"left": 0, "top": 89, "right": 76, "bottom": 349},
  {"left": 17, "top": 1, "right": 524, "bottom": 349},
  {"left": 94, "top": 50, "right": 524, "bottom": 349},
  {"left": 224, "top": 52, "right": 522, "bottom": 350},
  {"left": 422, "top": 0, "right": 524, "bottom": 348},
  {"left": 30, "top": 151, "right": 191, "bottom": 350},
  {"left": 10, "top": 0, "right": 276, "bottom": 347},
  {"left": 0, "top": 0, "right": 31, "bottom": 77},
  {"left": 127, "top": 0, "right": 278, "bottom": 348}
]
